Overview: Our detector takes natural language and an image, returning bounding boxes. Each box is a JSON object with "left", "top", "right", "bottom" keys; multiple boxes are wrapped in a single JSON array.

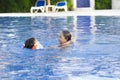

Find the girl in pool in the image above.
[
  {"left": 58, "top": 30, "right": 73, "bottom": 47},
  {"left": 24, "top": 37, "right": 43, "bottom": 50}
]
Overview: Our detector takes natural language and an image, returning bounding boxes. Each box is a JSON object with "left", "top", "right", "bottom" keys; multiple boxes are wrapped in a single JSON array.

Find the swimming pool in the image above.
[{"left": 0, "top": 16, "right": 120, "bottom": 80}]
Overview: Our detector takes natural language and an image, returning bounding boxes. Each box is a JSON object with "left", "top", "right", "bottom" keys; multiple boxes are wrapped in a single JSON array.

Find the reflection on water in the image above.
[{"left": 0, "top": 16, "right": 120, "bottom": 80}]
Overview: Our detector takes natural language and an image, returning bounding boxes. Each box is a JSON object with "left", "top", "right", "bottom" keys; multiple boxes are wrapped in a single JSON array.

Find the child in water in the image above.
[
  {"left": 58, "top": 30, "right": 73, "bottom": 47},
  {"left": 24, "top": 37, "right": 43, "bottom": 50}
]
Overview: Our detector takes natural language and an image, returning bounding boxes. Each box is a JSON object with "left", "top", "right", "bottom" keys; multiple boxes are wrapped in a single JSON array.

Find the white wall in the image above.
[
  {"left": 112, "top": 0, "right": 120, "bottom": 9},
  {"left": 72, "top": 0, "right": 77, "bottom": 10},
  {"left": 90, "top": 0, "right": 95, "bottom": 9}
]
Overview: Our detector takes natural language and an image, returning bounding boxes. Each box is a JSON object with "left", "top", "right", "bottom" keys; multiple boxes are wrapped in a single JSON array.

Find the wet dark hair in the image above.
[
  {"left": 62, "top": 30, "right": 71, "bottom": 41},
  {"left": 24, "top": 37, "right": 36, "bottom": 49}
]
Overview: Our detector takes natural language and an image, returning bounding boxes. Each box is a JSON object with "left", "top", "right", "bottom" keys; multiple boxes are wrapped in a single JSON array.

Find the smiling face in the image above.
[{"left": 58, "top": 32, "right": 67, "bottom": 45}]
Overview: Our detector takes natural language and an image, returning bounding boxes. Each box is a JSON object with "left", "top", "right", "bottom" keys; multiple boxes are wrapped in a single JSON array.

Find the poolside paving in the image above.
[{"left": 0, "top": 10, "right": 120, "bottom": 17}]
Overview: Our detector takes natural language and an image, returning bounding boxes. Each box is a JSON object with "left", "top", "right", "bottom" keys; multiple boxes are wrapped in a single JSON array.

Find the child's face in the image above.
[
  {"left": 58, "top": 32, "right": 67, "bottom": 44},
  {"left": 32, "top": 39, "right": 43, "bottom": 50},
  {"left": 34, "top": 39, "right": 40, "bottom": 49}
]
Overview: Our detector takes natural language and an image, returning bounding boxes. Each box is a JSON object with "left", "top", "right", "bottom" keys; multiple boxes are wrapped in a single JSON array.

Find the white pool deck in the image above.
[{"left": 0, "top": 10, "right": 120, "bottom": 17}]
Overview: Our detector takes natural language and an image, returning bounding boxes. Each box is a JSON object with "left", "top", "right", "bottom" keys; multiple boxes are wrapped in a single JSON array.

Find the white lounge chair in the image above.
[
  {"left": 55, "top": 1, "right": 67, "bottom": 12},
  {"left": 30, "top": 0, "right": 46, "bottom": 13}
]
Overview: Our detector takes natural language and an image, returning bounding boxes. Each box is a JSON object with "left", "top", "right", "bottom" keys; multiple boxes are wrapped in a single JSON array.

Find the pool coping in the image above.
[{"left": 0, "top": 10, "right": 120, "bottom": 17}]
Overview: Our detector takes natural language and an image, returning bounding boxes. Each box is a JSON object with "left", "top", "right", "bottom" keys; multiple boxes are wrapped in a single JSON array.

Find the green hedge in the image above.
[
  {"left": 0, "top": 0, "right": 35, "bottom": 13},
  {"left": 95, "top": 0, "right": 111, "bottom": 9}
]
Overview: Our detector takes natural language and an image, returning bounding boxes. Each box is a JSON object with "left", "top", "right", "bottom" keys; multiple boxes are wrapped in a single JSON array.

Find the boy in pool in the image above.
[{"left": 24, "top": 37, "right": 43, "bottom": 50}]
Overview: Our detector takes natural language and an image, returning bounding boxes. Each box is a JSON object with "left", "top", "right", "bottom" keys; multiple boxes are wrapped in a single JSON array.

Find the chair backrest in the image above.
[
  {"left": 35, "top": 0, "right": 45, "bottom": 7},
  {"left": 57, "top": 1, "right": 67, "bottom": 6}
]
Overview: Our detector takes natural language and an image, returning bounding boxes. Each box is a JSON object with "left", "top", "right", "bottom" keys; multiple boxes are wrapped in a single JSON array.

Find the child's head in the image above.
[
  {"left": 58, "top": 30, "right": 71, "bottom": 44},
  {"left": 62, "top": 30, "right": 71, "bottom": 41},
  {"left": 24, "top": 37, "right": 39, "bottom": 50}
]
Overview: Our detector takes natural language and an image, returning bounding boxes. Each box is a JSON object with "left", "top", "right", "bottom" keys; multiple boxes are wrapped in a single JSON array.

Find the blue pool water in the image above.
[{"left": 0, "top": 16, "right": 120, "bottom": 80}]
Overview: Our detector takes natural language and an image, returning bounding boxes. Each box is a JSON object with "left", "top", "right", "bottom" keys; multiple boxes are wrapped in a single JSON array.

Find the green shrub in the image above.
[
  {"left": 0, "top": 0, "right": 35, "bottom": 13},
  {"left": 95, "top": 0, "right": 111, "bottom": 9}
]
